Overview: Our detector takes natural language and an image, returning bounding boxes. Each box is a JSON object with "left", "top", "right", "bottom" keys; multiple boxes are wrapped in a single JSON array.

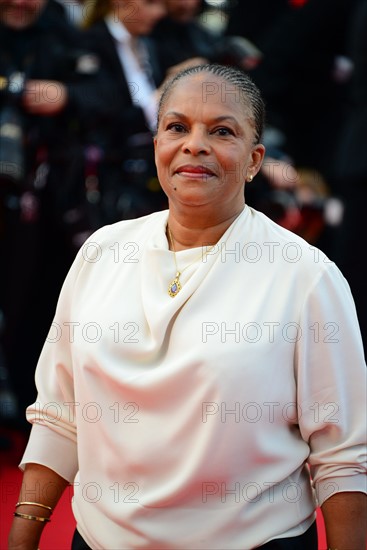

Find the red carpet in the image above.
[{"left": 0, "top": 428, "right": 329, "bottom": 549}]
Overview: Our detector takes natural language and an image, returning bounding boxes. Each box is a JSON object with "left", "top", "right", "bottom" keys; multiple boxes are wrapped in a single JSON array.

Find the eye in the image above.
[
  {"left": 166, "top": 123, "right": 186, "bottom": 133},
  {"left": 212, "top": 127, "right": 235, "bottom": 137}
]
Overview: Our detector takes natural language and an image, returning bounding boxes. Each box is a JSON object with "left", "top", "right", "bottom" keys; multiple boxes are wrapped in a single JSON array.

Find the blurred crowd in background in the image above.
[{"left": 1, "top": 0, "right": 366, "bottom": 444}]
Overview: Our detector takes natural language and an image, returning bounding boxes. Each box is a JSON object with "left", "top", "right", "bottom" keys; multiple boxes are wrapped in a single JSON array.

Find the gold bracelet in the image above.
[
  {"left": 14, "top": 512, "right": 51, "bottom": 523},
  {"left": 16, "top": 501, "right": 53, "bottom": 512}
]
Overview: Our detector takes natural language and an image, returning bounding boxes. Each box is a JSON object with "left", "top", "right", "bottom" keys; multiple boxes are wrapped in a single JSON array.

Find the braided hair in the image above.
[{"left": 157, "top": 64, "right": 265, "bottom": 143}]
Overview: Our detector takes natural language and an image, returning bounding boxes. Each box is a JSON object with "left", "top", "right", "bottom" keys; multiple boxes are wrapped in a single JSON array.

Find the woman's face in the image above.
[
  {"left": 112, "top": 0, "right": 166, "bottom": 35},
  {"left": 154, "top": 73, "right": 265, "bottom": 213},
  {"left": 0, "top": 0, "right": 46, "bottom": 29}
]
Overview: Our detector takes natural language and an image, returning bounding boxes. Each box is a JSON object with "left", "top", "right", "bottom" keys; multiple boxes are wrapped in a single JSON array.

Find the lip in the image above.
[{"left": 175, "top": 164, "right": 216, "bottom": 178}]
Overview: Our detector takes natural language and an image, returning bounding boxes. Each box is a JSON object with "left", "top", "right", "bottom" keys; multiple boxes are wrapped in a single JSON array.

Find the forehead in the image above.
[{"left": 161, "top": 73, "right": 250, "bottom": 119}]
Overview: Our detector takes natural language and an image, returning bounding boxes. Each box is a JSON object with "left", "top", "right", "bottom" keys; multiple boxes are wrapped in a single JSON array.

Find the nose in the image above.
[{"left": 181, "top": 127, "right": 210, "bottom": 156}]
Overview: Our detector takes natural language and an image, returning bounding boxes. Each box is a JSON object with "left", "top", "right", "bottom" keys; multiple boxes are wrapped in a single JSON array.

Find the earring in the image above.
[{"left": 247, "top": 175, "right": 253, "bottom": 182}]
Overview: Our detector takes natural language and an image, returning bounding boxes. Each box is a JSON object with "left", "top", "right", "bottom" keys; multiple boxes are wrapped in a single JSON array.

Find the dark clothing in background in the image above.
[
  {"left": 0, "top": 0, "right": 109, "bottom": 428},
  {"left": 152, "top": 16, "right": 218, "bottom": 74},
  {"left": 333, "top": 0, "right": 367, "bottom": 184},
  {"left": 225, "top": 0, "right": 292, "bottom": 51},
  {"left": 229, "top": 0, "right": 358, "bottom": 181},
  {"left": 331, "top": 0, "right": 367, "bottom": 347}
]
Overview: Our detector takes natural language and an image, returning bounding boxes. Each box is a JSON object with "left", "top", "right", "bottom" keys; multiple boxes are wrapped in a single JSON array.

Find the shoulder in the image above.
[
  {"left": 64, "top": 211, "right": 167, "bottom": 286},
  {"left": 82, "top": 210, "right": 168, "bottom": 249},
  {"left": 81, "top": 20, "right": 117, "bottom": 59},
  {"left": 246, "top": 207, "right": 355, "bottom": 316},
  {"left": 248, "top": 206, "right": 322, "bottom": 249},
  {"left": 247, "top": 206, "right": 336, "bottom": 276}
]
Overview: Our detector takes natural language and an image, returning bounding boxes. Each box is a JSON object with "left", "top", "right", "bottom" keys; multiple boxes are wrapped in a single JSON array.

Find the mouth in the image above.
[{"left": 174, "top": 164, "right": 216, "bottom": 180}]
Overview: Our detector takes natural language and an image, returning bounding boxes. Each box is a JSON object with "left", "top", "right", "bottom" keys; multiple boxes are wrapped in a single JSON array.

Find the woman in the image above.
[{"left": 8, "top": 65, "right": 366, "bottom": 549}]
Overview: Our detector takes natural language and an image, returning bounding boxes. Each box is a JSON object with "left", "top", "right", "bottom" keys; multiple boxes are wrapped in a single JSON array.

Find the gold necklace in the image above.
[{"left": 167, "top": 226, "right": 217, "bottom": 297}]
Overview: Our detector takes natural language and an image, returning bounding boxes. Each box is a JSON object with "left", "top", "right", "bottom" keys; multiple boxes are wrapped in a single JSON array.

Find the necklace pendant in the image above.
[{"left": 168, "top": 272, "right": 181, "bottom": 297}]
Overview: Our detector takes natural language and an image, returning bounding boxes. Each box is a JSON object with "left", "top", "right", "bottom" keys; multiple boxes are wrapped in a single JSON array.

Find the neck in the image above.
[{"left": 167, "top": 204, "right": 245, "bottom": 251}]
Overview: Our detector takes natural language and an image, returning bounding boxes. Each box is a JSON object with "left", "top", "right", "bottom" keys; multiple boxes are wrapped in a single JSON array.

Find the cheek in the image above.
[
  {"left": 154, "top": 140, "right": 173, "bottom": 169},
  {"left": 216, "top": 151, "right": 248, "bottom": 185},
  {"left": 154, "top": 148, "right": 168, "bottom": 181}
]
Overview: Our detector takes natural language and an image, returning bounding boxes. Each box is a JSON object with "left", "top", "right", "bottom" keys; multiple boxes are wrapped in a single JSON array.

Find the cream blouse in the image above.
[{"left": 21, "top": 207, "right": 367, "bottom": 549}]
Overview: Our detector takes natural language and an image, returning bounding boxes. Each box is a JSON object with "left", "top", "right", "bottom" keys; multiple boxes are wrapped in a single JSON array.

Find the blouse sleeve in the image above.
[{"left": 295, "top": 262, "right": 367, "bottom": 507}]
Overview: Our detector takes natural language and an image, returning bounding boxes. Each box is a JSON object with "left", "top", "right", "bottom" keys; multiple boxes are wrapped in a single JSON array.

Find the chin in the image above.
[{"left": 173, "top": 192, "right": 214, "bottom": 208}]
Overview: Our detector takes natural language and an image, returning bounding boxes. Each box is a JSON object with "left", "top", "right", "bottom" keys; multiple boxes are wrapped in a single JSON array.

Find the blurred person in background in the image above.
[
  {"left": 79, "top": 0, "right": 171, "bottom": 229},
  {"left": 0, "top": 0, "right": 111, "bottom": 433}
]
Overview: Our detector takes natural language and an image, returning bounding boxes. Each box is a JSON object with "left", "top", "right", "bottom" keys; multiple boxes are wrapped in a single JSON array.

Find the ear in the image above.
[
  {"left": 249, "top": 144, "right": 266, "bottom": 177},
  {"left": 153, "top": 136, "right": 158, "bottom": 168}
]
